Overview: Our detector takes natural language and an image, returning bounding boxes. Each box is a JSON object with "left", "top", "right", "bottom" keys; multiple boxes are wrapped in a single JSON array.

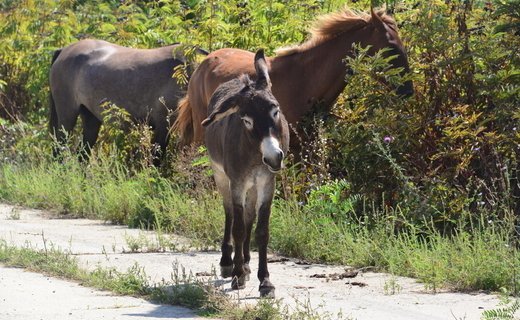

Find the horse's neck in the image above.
[{"left": 270, "top": 32, "right": 361, "bottom": 123}]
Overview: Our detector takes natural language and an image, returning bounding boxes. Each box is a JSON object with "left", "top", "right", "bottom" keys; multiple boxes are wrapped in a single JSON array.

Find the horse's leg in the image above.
[
  {"left": 212, "top": 165, "right": 233, "bottom": 278},
  {"left": 79, "top": 106, "right": 101, "bottom": 161},
  {"left": 151, "top": 119, "right": 169, "bottom": 167},
  {"left": 255, "top": 175, "right": 276, "bottom": 298},
  {"left": 51, "top": 99, "right": 80, "bottom": 160},
  {"left": 191, "top": 92, "right": 207, "bottom": 144}
]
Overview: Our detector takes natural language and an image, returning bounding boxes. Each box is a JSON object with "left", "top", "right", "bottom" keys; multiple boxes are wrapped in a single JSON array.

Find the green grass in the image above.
[
  {"left": 0, "top": 240, "right": 347, "bottom": 319},
  {"left": 482, "top": 292, "right": 520, "bottom": 320},
  {"left": 0, "top": 157, "right": 143, "bottom": 221},
  {"left": 0, "top": 239, "right": 226, "bottom": 313},
  {"left": 0, "top": 155, "right": 224, "bottom": 242},
  {"left": 271, "top": 199, "right": 520, "bottom": 293}
]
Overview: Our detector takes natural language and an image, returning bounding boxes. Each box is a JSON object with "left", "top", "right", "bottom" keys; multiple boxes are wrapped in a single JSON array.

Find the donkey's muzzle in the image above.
[
  {"left": 261, "top": 136, "right": 284, "bottom": 173},
  {"left": 263, "top": 150, "right": 284, "bottom": 173}
]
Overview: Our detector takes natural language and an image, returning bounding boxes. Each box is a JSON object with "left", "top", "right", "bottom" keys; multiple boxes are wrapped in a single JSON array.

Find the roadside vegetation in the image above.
[
  {"left": 1, "top": 0, "right": 519, "bottom": 300},
  {"left": 0, "top": 240, "right": 346, "bottom": 319}
]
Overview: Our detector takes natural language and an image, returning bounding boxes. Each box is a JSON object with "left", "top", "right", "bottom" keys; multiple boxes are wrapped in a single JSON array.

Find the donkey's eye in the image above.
[
  {"left": 271, "top": 109, "right": 280, "bottom": 119},
  {"left": 241, "top": 116, "right": 253, "bottom": 130}
]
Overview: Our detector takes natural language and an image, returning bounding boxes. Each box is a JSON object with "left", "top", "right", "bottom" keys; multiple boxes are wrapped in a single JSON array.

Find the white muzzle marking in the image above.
[{"left": 260, "top": 136, "right": 284, "bottom": 173}]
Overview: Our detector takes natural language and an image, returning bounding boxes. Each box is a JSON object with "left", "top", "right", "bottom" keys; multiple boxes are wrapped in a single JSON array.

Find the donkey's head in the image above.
[{"left": 202, "top": 49, "right": 286, "bottom": 173}]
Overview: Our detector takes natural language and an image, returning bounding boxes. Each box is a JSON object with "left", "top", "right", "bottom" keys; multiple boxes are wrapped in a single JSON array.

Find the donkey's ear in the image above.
[
  {"left": 201, "top": 102, "right": 238, "bottom": 127},
  {"left": 201, "top": 77, "right": 250, "bottom": 127},
  {"left": 370, "top": 7, "right": 387, "bottom": 32},
  {"left": 254, "top": 49, "right": 271, "bottom": 89}
]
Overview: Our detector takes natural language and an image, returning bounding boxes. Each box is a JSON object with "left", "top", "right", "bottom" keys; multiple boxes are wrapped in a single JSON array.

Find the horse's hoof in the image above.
[
  {"left": 231, "top": 275, "right": 246, "bottom": 290},
  {"left": 220, "top": 265, "right": 233, "bottom": 278},
  {"left": 259, "top": 279, "right": 275, "bottom": 298}
]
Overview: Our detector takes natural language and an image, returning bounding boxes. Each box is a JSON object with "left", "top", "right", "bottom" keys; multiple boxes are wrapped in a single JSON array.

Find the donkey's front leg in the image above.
[
  {"left": 220, "top": 211, "right": 234, "bottom": 278},
  {"left": 256, "top": 176, "right": 276, "bottom": 298},
  {"left": 230, "top": 185, "right": 248, "bottom": 290},
  {"left": 213, "top": 167, "right": 234, "bottom": 278},
  {"left": 242, "top": 189, "right": 257, "bottom": 282}
]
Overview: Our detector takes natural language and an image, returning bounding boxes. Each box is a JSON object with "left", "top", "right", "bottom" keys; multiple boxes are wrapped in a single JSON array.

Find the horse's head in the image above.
[
  {"left": 202, "top": 49, "right": 287, "bottom": 173},
  {"left": 365, "top": 8, "right": 413, "bottom": 98}
]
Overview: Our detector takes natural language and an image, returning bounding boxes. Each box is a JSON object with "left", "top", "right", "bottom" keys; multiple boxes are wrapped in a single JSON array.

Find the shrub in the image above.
[{"left": 325, "top": 1, "right": 519, "bottom": 229}]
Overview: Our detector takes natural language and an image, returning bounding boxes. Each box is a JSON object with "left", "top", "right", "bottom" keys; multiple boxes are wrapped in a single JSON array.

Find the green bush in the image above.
[
  {"left": 0, "top": 0, "right": 346, "bottom": 120},
  {"left": 325, "top": 1, "right": 519, "bottom": 228}
]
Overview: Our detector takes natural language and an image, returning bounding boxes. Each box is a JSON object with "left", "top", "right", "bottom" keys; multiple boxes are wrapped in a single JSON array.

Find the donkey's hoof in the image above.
[
  {"left": 244, "top": 264, "right": 251, "bottom": 281},
  {"left": 220, "top": 265, "right": 233, "bottom": 278},
  {"left": 259, "top": 279, "right": 275, "bottom": 298},
  {"left": 231, "top": 275, "right": 247, "bottom": 290},
  {"left": 259, "top": 286, "right": 275, "bottom": 298}
]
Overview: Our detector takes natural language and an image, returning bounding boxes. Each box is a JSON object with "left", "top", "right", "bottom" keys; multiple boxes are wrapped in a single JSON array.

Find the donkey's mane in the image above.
[{"left": 276, "top": 7, "right": 397, "bottom": 56}]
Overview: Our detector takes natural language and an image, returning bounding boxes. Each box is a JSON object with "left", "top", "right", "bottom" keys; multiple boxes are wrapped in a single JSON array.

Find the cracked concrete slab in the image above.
[
  {"left": 0, "top": 266, "right": 203, "bottom": 320},
  {"left": 0, "top": 203, "right": 511, "bottom": 319}
]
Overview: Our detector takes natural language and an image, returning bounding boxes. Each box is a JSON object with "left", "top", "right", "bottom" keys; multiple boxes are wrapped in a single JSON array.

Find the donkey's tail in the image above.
[
  {"left": 49, "top": 48, "right": 62, "bottom": 135},
  {"left": 173, "top": 95, "right": 194, "bottom": 146}
]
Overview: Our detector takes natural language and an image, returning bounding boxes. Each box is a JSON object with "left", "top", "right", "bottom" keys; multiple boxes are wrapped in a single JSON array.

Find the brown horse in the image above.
[
  {"left": 49, "top": 39, "right": 206, "bottom": 163},
  {"left": 174, "top": 7, "right": 413, "bottom": 147}
]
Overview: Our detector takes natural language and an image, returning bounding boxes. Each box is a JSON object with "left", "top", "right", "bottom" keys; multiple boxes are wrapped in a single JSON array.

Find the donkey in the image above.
[
  {"left": 202, "top": 49, "right": 289, "bottom": 298},
  {"left": 49, "top": 39, "right": 207, "bottom": 164}
]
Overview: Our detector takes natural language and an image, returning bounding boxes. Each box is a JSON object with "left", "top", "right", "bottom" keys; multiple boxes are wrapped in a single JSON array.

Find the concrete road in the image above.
[
  {"left": 0, "top": 267, "right": 201, "bottom": 320},
  {"left": 0, "top": 203, "right": 510, "bottom": 319}
]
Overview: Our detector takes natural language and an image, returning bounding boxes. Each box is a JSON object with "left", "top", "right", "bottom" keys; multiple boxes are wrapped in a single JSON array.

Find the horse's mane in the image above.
[{"left": 276, "top": 7, "right": 397, "bottom": 56}]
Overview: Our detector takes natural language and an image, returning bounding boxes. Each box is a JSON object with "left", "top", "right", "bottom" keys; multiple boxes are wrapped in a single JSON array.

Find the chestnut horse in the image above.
[{"left": 174, "top": 7, "right": 413, "bottom": 146}]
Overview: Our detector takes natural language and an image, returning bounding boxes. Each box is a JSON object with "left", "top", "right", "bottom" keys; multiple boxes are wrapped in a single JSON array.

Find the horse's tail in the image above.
[
  {"left": 49, "top": 48, "right": 62, "bottom": 136},
  {"left": 173, "top": 95, "right": 194, "bottom": 146}
]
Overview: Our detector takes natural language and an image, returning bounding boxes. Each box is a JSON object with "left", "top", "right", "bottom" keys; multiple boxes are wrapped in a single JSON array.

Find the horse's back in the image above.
[
  {"left": 197, "top": 48, "right": 257, "bottom": 96},
  {"left": 51, "top": 39, "right": 184, "bottom": 122},
  {"left": 187, "top": 48, "right": 260, "bottom": 143},
  {"left": 53, "top": 39, "right": 181, "bottom": 79}
]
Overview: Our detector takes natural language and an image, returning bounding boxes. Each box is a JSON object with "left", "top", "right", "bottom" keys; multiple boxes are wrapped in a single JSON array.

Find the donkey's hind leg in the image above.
[
  {"left": 242, "top": 188, "right": 257, "bottom": 282},
  {"left": 229, "top": 179, "right": 254, "bottom": 290},
  {"left": 242, "top": 218, "right": 253, "bottom": 282},
  {"left": 255, "top": 176, "right": 276, "bottom": 298},
  {"left": 79, "top": 106, "right": 101, "bottom": 161}
]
